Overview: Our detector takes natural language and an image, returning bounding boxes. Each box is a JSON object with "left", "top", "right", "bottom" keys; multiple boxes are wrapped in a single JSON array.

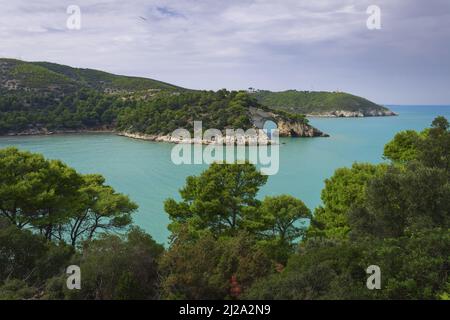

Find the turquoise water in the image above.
[{"left": 1, "top": 105, "right": 449, "bottom": 243}]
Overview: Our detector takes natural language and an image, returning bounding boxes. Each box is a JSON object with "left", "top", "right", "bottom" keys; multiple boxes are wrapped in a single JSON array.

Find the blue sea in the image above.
[{"left": 1, "top": 105, "right": 449, "bottom": 243}]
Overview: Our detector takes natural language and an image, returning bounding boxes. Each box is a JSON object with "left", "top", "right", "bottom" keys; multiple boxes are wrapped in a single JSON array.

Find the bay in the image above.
[{"left": 1, "top": 105, "right": 449, "bottom": 243}]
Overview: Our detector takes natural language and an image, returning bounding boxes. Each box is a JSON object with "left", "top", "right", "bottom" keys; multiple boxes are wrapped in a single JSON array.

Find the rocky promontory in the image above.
[
  {"left": 252, "top": 90, "right": 397, "bottom": 118},
  {"left": 249, "top": 107, "right": 329, "bottom": 137},
  {"left": 117, "top": 107, "right": 329, "bottom": 144},
  {"left": 306, "top": 109, "right": 397, "bottom": 118}
]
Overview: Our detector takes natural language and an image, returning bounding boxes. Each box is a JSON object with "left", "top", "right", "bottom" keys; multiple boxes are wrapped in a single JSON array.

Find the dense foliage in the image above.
[
  {"left": 45, "top": 227, "right": 164, "bottom": 300},
  {"left": 116, "top": 90, "right": 266, "bottom": 135},
  {"left": 0, "top": 58, "right": 181, "bottom": 93},
  {"left": 253, "top": 90, "right": 390, "bottom": 115},
  {"left": 0, "top": 58, "right": 180, "bottom": 134},
  {"left": 307, "top": 163, "right": 388, "bottom": 240},
  {"left": 0, "top": 88, "right": 135, "bottom": 133},
  {"left": 0, "top": 117, "right": 448, "bottom": 300},
  {"left": 1, "top": 59, "right": 309, "bottom": 136},
  {"left": 0, "top": 147, "right": 137, "bottom": 246},
  {"left": 246, "top": 116, "right": 450, "bottom": 299},
  {"left": 0, "top": 88, "right": 307, "bottom": 136},
  {"left": 160, "top": 230, "right": 272, "bottom": 300}
]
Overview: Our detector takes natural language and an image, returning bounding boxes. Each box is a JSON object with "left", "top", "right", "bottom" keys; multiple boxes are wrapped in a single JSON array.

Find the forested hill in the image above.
[
  {"left": 0, "top": 59, "right": 327, "bottom": 137},
  {"left": 0, "top": 58, "right": 183, "bottom": 94},
  {"left": 252, "top": 90, "right": 396, "bottom": 117},
  {"left": 0, "top": 58, "right": 185, "bottom": 134}
]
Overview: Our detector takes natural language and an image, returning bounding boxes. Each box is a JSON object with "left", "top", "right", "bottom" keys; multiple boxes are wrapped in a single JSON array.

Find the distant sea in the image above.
[{"left": 1, "top": 105, "right": 449, "bottom": 243}]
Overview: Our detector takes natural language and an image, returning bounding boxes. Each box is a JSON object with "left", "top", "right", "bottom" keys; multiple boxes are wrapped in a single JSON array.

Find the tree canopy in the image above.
[
  {"left": 0, "top": 116, "right": 448, "bottom": 300},
  {"left": 0, "top": 147, "right": 137, "bottom": 246},
  {"left": 247, "top": 116, "right": 450, "bottom": 300},
  {"left": 307, "top": 163, "right": 387, "bottom": 240},
  {"left": 164, "top": 162, "right": 268, "bottom": 237}
]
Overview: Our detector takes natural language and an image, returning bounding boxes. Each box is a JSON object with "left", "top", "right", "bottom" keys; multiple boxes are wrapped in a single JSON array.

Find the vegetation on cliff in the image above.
[
  {"left": 0, "top": 87, "right": 311, "bottom": 137},
  {"left": 252, "top": 90, "right": 393, "bottom": 116},
  {"left": 1, "top": 59, "right": 313, "bottom": 136},
  {"left": 116, "top": 90, "right": 309, "bottom": 136}
]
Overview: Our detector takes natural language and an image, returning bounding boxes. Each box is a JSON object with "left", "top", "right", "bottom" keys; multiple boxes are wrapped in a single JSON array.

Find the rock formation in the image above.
[
  {"left": 306, "top": 109, "right": 397, "bottom": 118},
  {"left": 249, "top": 107, "right": 329, "bottom": 137}
]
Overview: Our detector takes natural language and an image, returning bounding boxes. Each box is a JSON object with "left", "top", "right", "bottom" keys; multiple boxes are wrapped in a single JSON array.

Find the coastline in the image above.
[
  {"left": 1, "top": 128, "right": 115, "bottom": 137},
  {"left": 117, "top": 131, "right": 280, "bottom": 145},
  {"left": 0, "top": 129, "right": 277, "bottom": 145},
  {"left": 305, "top": 110, "right": 398, "bottom": 118},
  {"left": 0, "top": 129, "right": 324, "bottom": 145}
]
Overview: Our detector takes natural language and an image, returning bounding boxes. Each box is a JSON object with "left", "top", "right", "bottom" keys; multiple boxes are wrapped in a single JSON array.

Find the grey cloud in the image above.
[{"left": 0, "top": 0, "right": 449, "bottom": 104}]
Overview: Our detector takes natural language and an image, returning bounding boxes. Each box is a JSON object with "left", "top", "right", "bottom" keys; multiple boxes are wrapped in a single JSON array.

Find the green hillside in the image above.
[
  {"left": 0, "top": 58, "right": 185, "bottom": 135},
  {"left": 252, "top": 90, "right": 394, "bottom": 116},
  {"left": 0, "top": 58, "right": 393, "bottom": 137},
  {"left": 1, "top": 59, "right": 319, "bottom": 137},
  {"left": 0, "top": 58, "right": 79, "bottom": 93},
  {"left": 34, "top": 61, "right": 182, "bottom": 92},
  {"left": 0, "top": 58, "right": 182, "bottom": 93},
  {"left": 0, "top": 86, "right": 309, "bottom": 136}
]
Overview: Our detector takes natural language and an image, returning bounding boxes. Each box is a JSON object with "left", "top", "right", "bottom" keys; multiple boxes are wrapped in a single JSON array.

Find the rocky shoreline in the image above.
[
  {"left": 0, "top": 129, "right": 277, "bottom": 145},
  {"left": 117, "top": 132, "right": 180, "bottom": 143},
  {"left": 248, "top": 107, "right": 329, "bottom": 137},
  {"left": 0, "top": 128, "right": 328, "bottom": 145},
  {"left": 2, "top": 128, "right": 114, "bottom": 137},
  {"left": 117, "top": 131, "right": 278, "bottom": 145},
  {"left": 306, "top": 109, "right": 397, "bottom": 118},
  {"left": 1, "top": 109, "right": 330, "bottom": 143}
]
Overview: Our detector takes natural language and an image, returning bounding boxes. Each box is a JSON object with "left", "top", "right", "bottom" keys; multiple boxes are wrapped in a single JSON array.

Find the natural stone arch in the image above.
[{"left": 248, "top": 107, "right": 328, "bottom": 137}]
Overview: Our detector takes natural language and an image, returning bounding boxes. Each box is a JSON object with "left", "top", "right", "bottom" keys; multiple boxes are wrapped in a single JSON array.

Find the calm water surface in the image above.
[{"left": 1, "top": 105, "right": 449, "bottom": 243}]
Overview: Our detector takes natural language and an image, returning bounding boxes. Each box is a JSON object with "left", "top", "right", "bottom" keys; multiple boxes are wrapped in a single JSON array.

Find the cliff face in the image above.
[
  {"left": 277, "top": 119, "right": 328, "bottom": 137},
  {"left": 248, "top": 107, "right": 329, "bottom": 137},
  {"left": 118, "top": 107, "right": 329, "bottom": 144},
  {"left": 307, "top": 109, "right": 397, "bottom": 118}
]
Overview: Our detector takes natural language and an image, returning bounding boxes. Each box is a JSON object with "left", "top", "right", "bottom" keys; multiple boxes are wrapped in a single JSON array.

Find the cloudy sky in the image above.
[{"left": 1, "top": 0, "right": 449, "bottom": 104}]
